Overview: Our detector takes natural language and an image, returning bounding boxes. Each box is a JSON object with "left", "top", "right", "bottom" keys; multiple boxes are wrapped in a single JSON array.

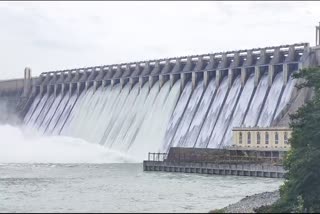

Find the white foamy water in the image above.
[
  {"left": 257, "top": 72, "right": 284, "bottom": 127},
  {"left": 183, "top": 79, "right": 216, "bottom": 148},
  {"left": 26, "top": 94, "right": 49, "bottom": 127},
  {"left": 0, "top": 125, "right": 135, "bottom": 164},
  {"left": 273, "top": 75, "right": 297, "bottom": 121},
  {"left": 222, "top": 74, "right": 255, "bottom": 147},
  {"left": 104, "top": 85, "right": 139, "bottom": 148},
  {"left": 111, "top": 85, "right": 148, "bottom": 151},
  {"left": 45, "top": 94, "right": 70, "bottom": 134},
  {"left": 162, "top": 81, "right": 192, "bottom": 152},
  {"left": 33, "top": 93, "right": 55, "bottom": 129},
  {"left": 51, "top": 93, "right": 78, "bottom": 135},
  {"left": 120, "top": 83, "right": 159, "bottom": 152},
  {"left": 195, "top": 77, "right": 229, "bottom": 148},
  {"left": 173, "top": 81, "right": 205, "bottom": 147},
  {"left": 100, "top": 86, "right": 130, "bottom": 146},
  {"left": 38, "top": 93, "right": 63, "bottom": 134},
  {"left": 23, "top": 93, "right": 41, "bottom": 124},
  {"left": 128, "top": 81, "right": 180, "bottom": 158},
  {"left": 243, "top": 73, "right": 269, "bottom": 127},
  {"left": 208, "top": 76, "right": 242, "bottom": 148}
]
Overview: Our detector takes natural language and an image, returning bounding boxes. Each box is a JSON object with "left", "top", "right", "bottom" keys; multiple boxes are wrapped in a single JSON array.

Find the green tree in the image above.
[{"left": 269, "top": 67, "right": 320, "bottom": 213}]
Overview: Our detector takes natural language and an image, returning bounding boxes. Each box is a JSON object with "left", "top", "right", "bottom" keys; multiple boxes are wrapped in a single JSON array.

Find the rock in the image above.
[{"left": 210, "top": 190, "right": 280, "bottom": 213}]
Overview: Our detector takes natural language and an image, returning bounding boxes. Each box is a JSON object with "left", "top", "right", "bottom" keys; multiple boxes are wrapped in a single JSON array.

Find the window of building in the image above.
[
  {"left": 247, "top": 132, "right": 251, "bottom": 144},
  {"left": 239, "top": 132, "right": 243, "bottom": 144},
  {"left": 275, "top": 132, "right": 279, "bottom": 144},
  {"left": 257, "top": 132, "right": 261, "bottom": 144},
  {"left": 284, "top": 132, "right": 289, "bottom": 144},
  {"left": 265, "top": 132, "right": 269, "bottom": 144}
]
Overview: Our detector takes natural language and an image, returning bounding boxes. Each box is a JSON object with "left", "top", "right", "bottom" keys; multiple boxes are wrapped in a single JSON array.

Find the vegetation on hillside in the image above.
[{"left": 256, "top": 67, "right": 320, "bottom": 213}]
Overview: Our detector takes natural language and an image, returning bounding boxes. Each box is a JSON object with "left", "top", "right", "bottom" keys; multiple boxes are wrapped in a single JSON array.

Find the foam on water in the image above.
[{"left": 0, "top": 125, "right": 135, "bottom": 164}]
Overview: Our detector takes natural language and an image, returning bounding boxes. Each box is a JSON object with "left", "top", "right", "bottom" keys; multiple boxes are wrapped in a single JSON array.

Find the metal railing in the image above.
[{"left": 147, "top": 152, "right": 167, "bottom": 162}]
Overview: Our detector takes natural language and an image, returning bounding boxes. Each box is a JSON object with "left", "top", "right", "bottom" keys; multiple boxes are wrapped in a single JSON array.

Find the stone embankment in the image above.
[{"left": 210, "top": 190, "right": 279, "bottom": 213}]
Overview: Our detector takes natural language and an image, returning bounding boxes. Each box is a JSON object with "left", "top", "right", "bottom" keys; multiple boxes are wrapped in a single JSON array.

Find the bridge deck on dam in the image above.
[{"left": 29, "top": 43, "right": 312, "bottom": 96}]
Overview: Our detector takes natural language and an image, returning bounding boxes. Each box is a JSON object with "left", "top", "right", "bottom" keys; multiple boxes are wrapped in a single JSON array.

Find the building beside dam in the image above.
[
  {"left": 0, "top": 41, "right": 319, "bottom": 163},
  {"left": 232, "top": 127, "right": 292, "bottom": 150}
]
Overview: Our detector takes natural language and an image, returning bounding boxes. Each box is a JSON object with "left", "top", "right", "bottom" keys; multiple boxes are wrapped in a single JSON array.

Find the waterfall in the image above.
[
  {"left": 23, "top": 65, "right": 299, "bottom": 159},
  {"left": 172, "top": 80, "right": 205, "bottom": 148},
  {"left": 257, "top": 72, "right": 284, "bottom": 127},
  {"left": 23, "top": 78, "right": 181, "bottom": 161},
  {"left": 26, "top": 94, "right": 49, "bottom": 127},
  {"left": 221, "top": 74, "right": 255, "bottom": 147},
  {"left": 208, "top": 76, "right": 242, "bottom": 148},
  {"left": 273, "top": 75, "right": 297, "bottom": 120},
  {"left": 183, "top": 79, "right": 216, "bottom": 148},
  {"left": 45, "top": 93, "right": 71, "bottom": 134},
  {"left": 33, "top": 94, "right": 55, "bottom": 129},
  {"left": 38, "top": 93, "right": 63, "bottom": 134},
  {"left": 195, "top": 77, "right": 229, "bottom": 148},
  {"left": 128, "top": 80, "right": 180, "bottom": 158},
  {"left": 162, "top": 81, "right": 192, "bottom": 152},
  {"left": 23, "top": 93, "right": 41, "bottom": 124},
  {"left": 242, "top": 73, "right": 269, "bottom": 127}
]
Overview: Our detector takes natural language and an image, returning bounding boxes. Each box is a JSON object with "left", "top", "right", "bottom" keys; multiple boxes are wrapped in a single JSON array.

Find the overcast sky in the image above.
[{"left": 0, "top": 1, "right": 319, "bottom": 80}]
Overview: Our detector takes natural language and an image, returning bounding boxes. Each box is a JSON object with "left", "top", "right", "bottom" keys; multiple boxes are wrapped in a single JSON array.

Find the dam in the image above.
[{"left": 1, "top": 42, "right": 319, "bottom": 161}]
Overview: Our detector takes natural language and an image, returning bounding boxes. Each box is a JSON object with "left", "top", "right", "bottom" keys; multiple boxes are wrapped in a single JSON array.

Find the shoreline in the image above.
[{"left": 210, "top": 190, "right": 279, "bottom": 213}]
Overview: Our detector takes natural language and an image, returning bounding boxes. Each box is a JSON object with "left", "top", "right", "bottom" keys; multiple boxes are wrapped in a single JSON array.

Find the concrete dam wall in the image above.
[{"left": 5, "top": 43, "right": 319, "bottom": 160}]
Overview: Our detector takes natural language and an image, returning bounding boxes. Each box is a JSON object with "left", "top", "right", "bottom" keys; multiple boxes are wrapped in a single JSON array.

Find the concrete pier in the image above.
[
  {"left": 143, "top": 160, "right": 285, "bottom": 178},
  {"left": 143, "top": 147, "right": 287, "bottom": 178}
]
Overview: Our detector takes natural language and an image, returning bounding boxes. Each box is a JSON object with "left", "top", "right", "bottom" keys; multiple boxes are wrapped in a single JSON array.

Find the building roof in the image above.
[{"left": 232, "top": 126, "right": 292, "bottom": 131}]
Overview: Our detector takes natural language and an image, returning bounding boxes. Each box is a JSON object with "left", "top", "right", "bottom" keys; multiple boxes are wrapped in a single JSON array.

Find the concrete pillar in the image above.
[
  {"left": 85, "top": 81, "right": 89, "bottom": 92},
  {"left": 129, "top": 78, "right": 134, "bottom": 89},
  {"left": 120, "top": 78, "right": 125, "bottom": 89},
  {"left": 69, "top": 83, "right": 73, "bottom": 97},
  {"left": 159, "top": 75, "right": 164, "bottom": 88},
  {"left": 283, "top": 64, "right": 289, "bottom": 86},
  {"left": 192, "top": 72, "right": 197, "bottom": 90},
  {"left": 216, "top": 70, "right": 223, "bottom": 87},
  {"left": 77, "top": 82, "right": 81, "bottom": 96},
  {"left": 54, "top": 84, "right": 58, "bottom": 97},
  {"left": 111, "top": 79, "right": 116, "bottom": 88},
  {"left": 93, "top": 81, "right": 98, "bottom": 91},
  {"left": 268, "top": 65, "right": 275, "bottom": 87},
  {"left": 181, "top": 73, "right": 186, "bottom": 92},
  {"left": 61, "top": 83, "right": 66, "bottom": 96},
  {"left": 47, "top": 84, "right": 52, "bottom": 96},
  {"left": 139, "top": 77, "right": 144, "bottom": 90},
  {"left": 254, "top": 66, "right": 261, "bottom": 87},
  {"left": 228, "top": 69, "right": 234, "bottom": 88},
  {"left": 23, "top": 67, "right": 32, "bottom": 97},
  {"left": 148, "top": 76, "right": 154, "bottom": 90},
  {"left": 204, "top": 71, "right": 209, "bottom": 87},
  {"left": 169, "top": 74, "right": 177, "bottom": 88},
  {"left": 39, "top": 85, "right": 44, "bottom": 97},
  {"left": 241, "top": 68, "right": 247, "bottom": 87}
]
